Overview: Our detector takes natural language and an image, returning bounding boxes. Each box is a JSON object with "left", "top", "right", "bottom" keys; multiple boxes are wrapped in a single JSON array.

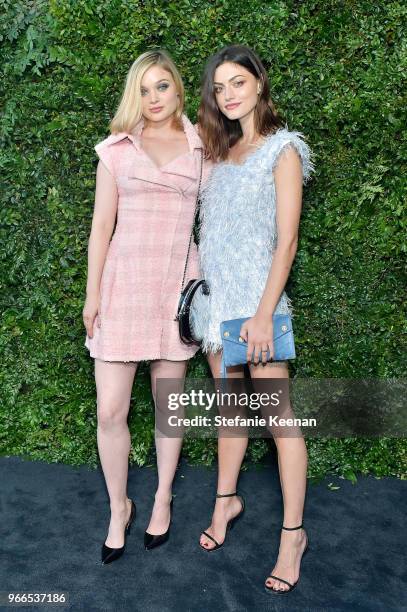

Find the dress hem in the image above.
[
  {"left": 85, "top": 347, "right": 199, "bottom": 362},
  {"left": 201, "top": 339, "right": 223, "bottom": 354}
]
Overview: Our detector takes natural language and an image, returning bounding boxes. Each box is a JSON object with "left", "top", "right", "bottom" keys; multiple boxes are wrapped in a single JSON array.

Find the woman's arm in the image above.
[
  {"left": 257, "top": 146, "right": 303, "bottom": 317},
  {"left": 83, "top": 160, "right": 118, "bottom": 338},
  {"left": 239, "top": 146, "right": 303, "bottom": 364}
]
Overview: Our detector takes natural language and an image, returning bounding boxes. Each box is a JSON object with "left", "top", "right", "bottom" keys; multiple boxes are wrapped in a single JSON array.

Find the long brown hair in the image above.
[{"left": 198, "top": 45, "right": 284, "bottom": 161}]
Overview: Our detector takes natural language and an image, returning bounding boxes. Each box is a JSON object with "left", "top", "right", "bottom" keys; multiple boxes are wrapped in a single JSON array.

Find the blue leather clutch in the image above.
[{"left": 220, "top": 314, "right": 296, "bottom": 378}]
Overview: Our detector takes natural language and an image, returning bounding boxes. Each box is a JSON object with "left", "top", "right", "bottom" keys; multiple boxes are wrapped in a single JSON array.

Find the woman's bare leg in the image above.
[
  {"left": 95, "top": 358, "right": 138, "bottom": 548},
  {"left": 200, "top": 351, "right": 248, "bottom": 550},
  {"left": 250, "top": 361, "right": 308, "bottom": 592},
  {"left": 146, "top": 359, "right": 188, "bottom": 535}
]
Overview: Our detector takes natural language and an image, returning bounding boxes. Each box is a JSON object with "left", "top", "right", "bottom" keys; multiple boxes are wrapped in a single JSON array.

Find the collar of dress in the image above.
[{"left": 105, "top": 113, "right": 203, "bottom": 153}]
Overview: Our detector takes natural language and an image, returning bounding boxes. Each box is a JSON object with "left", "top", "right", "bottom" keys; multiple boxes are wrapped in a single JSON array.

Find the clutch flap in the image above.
[{"left": 220, "top": 314, "right": 293, "bottom": 346}]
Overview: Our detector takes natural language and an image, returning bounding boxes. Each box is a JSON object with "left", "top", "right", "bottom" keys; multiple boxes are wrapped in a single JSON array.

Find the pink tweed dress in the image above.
[{"left": 84, "top": 113, "right": 212, "bottom": 362}]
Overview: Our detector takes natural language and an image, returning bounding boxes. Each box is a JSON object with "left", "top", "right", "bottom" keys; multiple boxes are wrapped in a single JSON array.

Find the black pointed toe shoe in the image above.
[
  {"left": 144, "top": 498, "right": 173, "bottom": 550},
  {"left": 101, "top": 499, "right": 136, "bottom": 565}
]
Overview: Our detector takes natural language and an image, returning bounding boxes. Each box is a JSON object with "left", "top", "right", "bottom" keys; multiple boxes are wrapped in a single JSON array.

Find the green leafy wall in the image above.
[{"left": 1, "top": 0, "right": 406, "bottom": 479}]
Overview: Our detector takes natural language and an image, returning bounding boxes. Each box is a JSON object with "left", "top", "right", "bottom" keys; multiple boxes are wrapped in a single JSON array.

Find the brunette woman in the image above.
[
  {"left": 83, "top": 49, "right": 210, "bottom": 563},
  {"left": 192, "top": 45, "right": 315, "bottom": 594}
]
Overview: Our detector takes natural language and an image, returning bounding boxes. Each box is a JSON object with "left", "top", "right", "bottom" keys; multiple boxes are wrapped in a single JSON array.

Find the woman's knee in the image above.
[
  {"left": 97, "top": 396, "right": 129, "bottom": 430},
  {"left": 150, "top": 359, "right": 188, "bottom": 406},
  {"left": 94, "top": 359, "right": 136, "bottom": 429}
]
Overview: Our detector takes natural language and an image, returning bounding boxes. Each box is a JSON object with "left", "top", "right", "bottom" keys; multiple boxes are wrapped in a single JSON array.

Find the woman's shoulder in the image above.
[
  {"left": 263, "top": 126, "right": 315, "bottom": 183},
  {"left": 265, "top": 126, "right": 311, "bottom": 150},
  {"left": 94, "top": 133, "right": 131, "bottom": 176},
  {"left": 95, "top": 132, "right": 129, "bottom": 152}
]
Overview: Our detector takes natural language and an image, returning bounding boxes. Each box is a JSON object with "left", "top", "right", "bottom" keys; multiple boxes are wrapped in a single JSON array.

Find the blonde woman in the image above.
[{"left": 83, "top": 50, "right": 210, "bottom": 563}]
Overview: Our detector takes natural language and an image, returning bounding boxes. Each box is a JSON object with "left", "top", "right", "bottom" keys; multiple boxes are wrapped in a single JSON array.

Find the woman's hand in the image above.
[
  {"left": 239, "top": 313, "right": 274, "bottom": 365},
  {"left": 83, "top": 293, "right": 101, "bottom": 339}
]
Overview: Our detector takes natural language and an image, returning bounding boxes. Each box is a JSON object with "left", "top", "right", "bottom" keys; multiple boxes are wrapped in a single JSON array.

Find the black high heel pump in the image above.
[
  {"left": 144, "top": 497, "right": 173, "bottom": 550},
  {"left": 101, "top": 499, "right": 136, "bottom": 565},
  {"left": 264, "top": 523, "right": 309, "bottom": 594}
]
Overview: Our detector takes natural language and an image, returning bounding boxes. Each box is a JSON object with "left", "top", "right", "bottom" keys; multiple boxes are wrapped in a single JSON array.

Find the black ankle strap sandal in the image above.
[
  {"left": 216, "top": 492, "right": 238, "bottom": 498},
  {"left": 200, "top": 492, "right": 245, "bottom": 552},
  {"left": 265, "top": 523, "right": 309, "bottom": 594}
]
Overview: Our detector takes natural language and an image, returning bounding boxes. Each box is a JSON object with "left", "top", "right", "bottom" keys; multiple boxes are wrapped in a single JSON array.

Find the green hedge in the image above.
[{"left": 1, "top": 0, "right": 406, "bottom": 480}]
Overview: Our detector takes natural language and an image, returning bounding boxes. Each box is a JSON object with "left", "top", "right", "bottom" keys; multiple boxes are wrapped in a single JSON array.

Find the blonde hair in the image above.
[{"left": 110, "top": 49, "right": 185, "bottom": 134}]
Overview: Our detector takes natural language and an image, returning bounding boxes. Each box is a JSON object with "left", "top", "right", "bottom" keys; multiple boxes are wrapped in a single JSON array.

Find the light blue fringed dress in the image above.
[{"left": 190, "top": 127, "right": 315, "bottom": 354}]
